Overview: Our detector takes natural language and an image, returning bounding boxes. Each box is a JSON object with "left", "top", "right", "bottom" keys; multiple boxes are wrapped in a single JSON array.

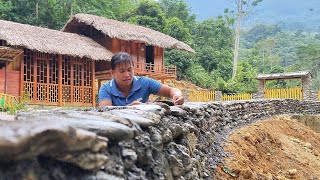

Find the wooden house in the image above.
[
  {"left": 62, "top": 13, "right": 194, "bottom": 88},
  {"left": 0, "top": 14, "right": 194, "bottom": 107},
  {"left": 0, "top": 19, "right": 113, "bottom": 107}
]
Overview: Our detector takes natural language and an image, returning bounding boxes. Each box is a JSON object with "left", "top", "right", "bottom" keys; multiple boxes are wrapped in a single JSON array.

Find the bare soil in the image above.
[{"left": 214, "top": 116, "right": 320, "bottom": 180}]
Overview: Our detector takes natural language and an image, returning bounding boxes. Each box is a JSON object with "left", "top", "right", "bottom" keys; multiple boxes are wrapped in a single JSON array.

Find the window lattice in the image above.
[
  {"left": 62, "top": 56, "right": 71, "bottom": 85},
  {"left": 74, "top": 64, "right": 82, "bottom": 86},
  {"left": 23, "top": 52, "right": 93, "bottom": 105},
  {"left": 49, "top": 85, "right": 59, "bottom": 102},
  {"left": 24, "top": 49, "right": 34, "bottom": 82},
  {"left": 37, "top": 84, "right": 46, "bottom": 101},
  {"left": 23, "top": 82, "right": 33, "bottom": 101},
  {"left": 49, "top": 54, "right": 59, "bottom": 84},
  {"left": 62, "top": 86, "right": 71, "bottom": 103}
]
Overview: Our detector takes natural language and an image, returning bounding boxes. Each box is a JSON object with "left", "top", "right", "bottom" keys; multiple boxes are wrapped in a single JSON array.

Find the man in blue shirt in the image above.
[{"left": 98, "top": 52, "right": 184, "bottom": 106}]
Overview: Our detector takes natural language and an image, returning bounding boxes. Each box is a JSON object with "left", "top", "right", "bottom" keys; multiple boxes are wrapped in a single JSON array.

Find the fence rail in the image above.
[
  {"left": 0, "top": 93, "right": 17, "bottom": 108},
  {"left": 222, "top": 93, "right": 253, "bottom": 101},
  {"left": 264, "top": 87, "right": 302, "bottom": 100},
  {"left": 188, "top": 91, "right": 215, "bottom": 102},
  {"left": 181, "top": 87, "right": 306, "bottom": 102}
]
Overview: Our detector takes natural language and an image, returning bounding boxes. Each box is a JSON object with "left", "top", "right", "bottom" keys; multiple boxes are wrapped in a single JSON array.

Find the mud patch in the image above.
[{"left": 215, "top": 116, "right": 320, "bottom": 179}]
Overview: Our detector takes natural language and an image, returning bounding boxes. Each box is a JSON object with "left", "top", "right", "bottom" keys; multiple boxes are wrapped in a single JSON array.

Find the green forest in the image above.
[{"left": 1, "top": 0, "right": 320, "bottom": 93}]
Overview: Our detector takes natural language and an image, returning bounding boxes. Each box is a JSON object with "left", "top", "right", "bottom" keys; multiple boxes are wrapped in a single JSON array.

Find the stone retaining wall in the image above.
[{"left": 0, "top": 99, "right": 319, "bottom": 180}]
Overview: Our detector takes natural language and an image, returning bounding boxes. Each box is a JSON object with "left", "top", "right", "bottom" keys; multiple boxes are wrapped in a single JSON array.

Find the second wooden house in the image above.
[{"left": 62, "top": 13, "right": 194, "bottom": 88}]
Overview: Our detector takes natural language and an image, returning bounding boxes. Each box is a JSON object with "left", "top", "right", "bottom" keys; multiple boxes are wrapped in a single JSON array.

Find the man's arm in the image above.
[
  {"left": 98, "top": 84, "right": 113, "bottom": 106},
  {"left": 99, "top": 100, "right": 112, "bottom": 106},
  {"left": 156, "top": 84, "right": 184, "bottom": 105}
]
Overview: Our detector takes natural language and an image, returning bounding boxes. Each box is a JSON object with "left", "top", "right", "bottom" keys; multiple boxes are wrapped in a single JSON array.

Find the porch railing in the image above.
[
  {"left": 95, "top": 62, "right": 177, "bottom": 81},
  {"left": 134, "top": 62, "right": 176, "bottom": 78},
  {"left": 23, "top": 82, "right": 93, "bottom": 106},
  {"left": 0, "top": 93, "right": 17, "bottom": 108}
]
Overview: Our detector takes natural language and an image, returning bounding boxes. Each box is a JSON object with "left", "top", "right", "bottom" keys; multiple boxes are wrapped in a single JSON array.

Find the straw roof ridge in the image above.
[
  {"left": 257, "top": 71, "right": 311, "bottom": 80},
  {"left": 63, "top": 13, "right": 195, "bottom": 53},
  {"left": 0, "top": 19, "right": 113, "bottom": 61}
]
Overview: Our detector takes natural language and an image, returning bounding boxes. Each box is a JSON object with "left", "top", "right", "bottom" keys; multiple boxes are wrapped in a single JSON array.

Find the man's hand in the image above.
[
  {"left": 172, "top": 95, "right": 184, "bottom": 105},
  {"left": 128, "top": 98, "right": 143, "bottom": 106}
]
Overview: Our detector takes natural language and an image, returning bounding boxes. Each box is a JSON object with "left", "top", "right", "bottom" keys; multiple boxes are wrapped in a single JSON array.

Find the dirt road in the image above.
[{"left": 215, "top": 116, "right": 320, "bottom": 180}]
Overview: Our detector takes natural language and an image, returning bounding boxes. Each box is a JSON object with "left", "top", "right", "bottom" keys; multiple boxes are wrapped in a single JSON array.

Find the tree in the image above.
[
  {"left": 159, "top": 0, "right": 196, "bottom": 30},
  {"left": 125, "top": 0, "right": 166, "bottom": 32},
  {"left": 225, "top": 60, "right": 258, "bottom": 93},
  {"left": 242, "top": 38, "right": 281, "bottom": 74},
  {"left": 255, "top": 38, "right": 280, "bottom": 73},
  {"left": 230, "top": 0, "right": 263, "bottom": 81},
  {"left": 0, "top": 0, "right": 12, "bottom": 19},
  {"left": 1, "top": 0, "right": 137, "bottom": 30},
  {"left": 163, "top": 17, "right": 192, "bottom": 44},
  {"left": 193, "top": 17, "right": 233, "bottom": 50},
  {"left": 185, "top": 63, "right": 215, "bottom": 88},
  {"left": 193, "top": 17, "right": 233, "bottom": 79},
  {"left": 164, "top": 49, "right": 195, "bottom": 79},
  {"left": 296, "top": 44, "right": 320, "bottom": 89},
  {"left": 243, "top": 24, "right": 282, "bottom": 48}
]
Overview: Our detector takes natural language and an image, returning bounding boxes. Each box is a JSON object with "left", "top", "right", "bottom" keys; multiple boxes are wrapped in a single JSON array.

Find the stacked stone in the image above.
[{"left": 0, "top": 99, "right": 319, "bottom": 180}]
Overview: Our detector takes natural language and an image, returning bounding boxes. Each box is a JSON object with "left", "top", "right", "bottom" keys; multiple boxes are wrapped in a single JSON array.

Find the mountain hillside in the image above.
[{"left": 186, "top": 0, "right": 320, "bottom": 31}]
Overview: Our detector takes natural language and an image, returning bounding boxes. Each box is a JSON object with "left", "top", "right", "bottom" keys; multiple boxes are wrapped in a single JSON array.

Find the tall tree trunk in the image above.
[
  {"left": 69, "top": 0, "right": 74, "bottom": 17},
  {"left": 35, "top": 1, "right": 39, "bottom": 19},
  {"left": 232, "top": 0, "right": 242, "bottom": 81}
]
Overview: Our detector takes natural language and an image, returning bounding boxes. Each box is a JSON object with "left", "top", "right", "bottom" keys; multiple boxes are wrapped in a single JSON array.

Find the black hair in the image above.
[{"left": 111, "top": 52, "right": 133, "bottom": 70}]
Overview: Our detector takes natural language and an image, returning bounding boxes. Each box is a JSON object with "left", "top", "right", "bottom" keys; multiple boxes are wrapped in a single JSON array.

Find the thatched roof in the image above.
[
  {"left": 62, "top": 13, "right": 195, "bottom": 53},
  {"left": 0, "top": 20, "right": 113, "bottom": 61},
  {"left": 0, "top": 46, "right": 23, "bottom": 61},
  {"left": 257, "top": 71, "right": 311, "bottom": 80}
]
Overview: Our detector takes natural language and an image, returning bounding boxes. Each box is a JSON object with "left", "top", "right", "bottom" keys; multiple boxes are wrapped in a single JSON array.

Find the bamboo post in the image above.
[
  {"left": 46, "top": 54, "right": 50, "bottom": 103},
  {"left": 70, "top": 58, "right": 74, "bottom": 104},
  {"left": 58, "top": 55, "right": 62, "bottom": 106},
  {"left": 4, "top": 61, "right": 7, "bottom": 94},
  {"left": 33, "top": 51, "right": 37, "bottom": 103},
  {"left": 81, "top": 61, "right": 85, "bottom": 106},
  {"left": 92, "top": 60, "right": 96, "bottom": 107},
  {"left": 20, "top": 54, "right": 24, "bottom": 103}
]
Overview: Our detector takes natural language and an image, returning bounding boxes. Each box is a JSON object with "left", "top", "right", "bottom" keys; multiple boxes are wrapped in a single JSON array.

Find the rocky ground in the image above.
[{"left": 214, "top": 116, "right": 320, "bottom": 180}]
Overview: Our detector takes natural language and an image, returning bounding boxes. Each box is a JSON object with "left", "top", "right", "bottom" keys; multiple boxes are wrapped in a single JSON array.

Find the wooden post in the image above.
[
  {"left": 112, "top": 38, "right": 119, "bottom": 52},
  {"left": 58, "top": 54, "right": 62, "bottom": 106},
  {"left": 46, "top": 54, "right": 50, "bottom": 103},
  {"left": 81, "top": 61, "right": 85, "bottom": 106},
  {"left": 70, "top": 58, "right": 74, "bottom": 104},
  {"left": 20, "top": 53, "right": 24, "bottom": 102},
  {"left": 92, "top": 60, "right": 96, "bottom": 107},
  {"left": 98, "top": 80, "right": 101, "bottom": 91},
  {"left": 258, "top": 79, "right": 266, "bottom": 99},
  {"left": 33, "top": 51, "right": 37, "bottom": 103},
  {"left": 137, "top": 43, "right": 140, "bottom": 72},
  {"left": 4, "top": 61, "right": 7, "bottom": 94}
]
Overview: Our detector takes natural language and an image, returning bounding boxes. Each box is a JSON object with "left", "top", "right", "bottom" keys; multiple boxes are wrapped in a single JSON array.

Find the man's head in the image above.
[
  {"left": 111, "top": 52, "right": 133, "bottom": 70},
  {"left": 111, "top": 52, "right": 134, "bottom": 88}
]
